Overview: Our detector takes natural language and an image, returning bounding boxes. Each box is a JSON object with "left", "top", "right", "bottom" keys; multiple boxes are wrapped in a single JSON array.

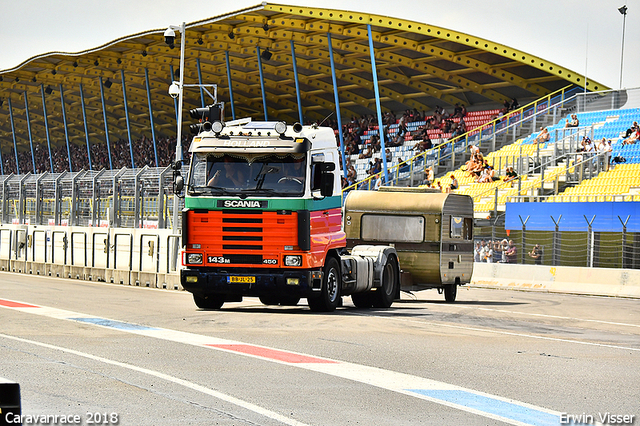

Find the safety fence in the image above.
[
  {"left": 0, "top": 166, "right": 182, "bottom": 229},
  {"left": 0, "top": 224, "right": 182, "bottom": 288},
  {"left": 474, "top": 227, "right": 640, "bottom": 270}
]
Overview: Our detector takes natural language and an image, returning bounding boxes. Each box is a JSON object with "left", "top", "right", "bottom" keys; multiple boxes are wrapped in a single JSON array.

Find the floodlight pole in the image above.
[
  {"left": 619, "top": 5, "right": 628, "bottom": 89},
  {"left": 172, "top": 22, "right": 186, "bottom": 237}
]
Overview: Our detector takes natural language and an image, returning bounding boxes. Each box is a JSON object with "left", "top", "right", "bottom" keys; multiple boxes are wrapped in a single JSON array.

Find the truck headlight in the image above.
[
  {"left": 187, "top": 253, "right": 203, "bottom": 264},
  {"left": 284, "top": 255, "right": 302, "bottom": 267}
]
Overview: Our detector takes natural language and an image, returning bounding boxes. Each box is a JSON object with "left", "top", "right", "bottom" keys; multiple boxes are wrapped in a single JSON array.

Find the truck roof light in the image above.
[{"left": 275, "top": 121, "right": 287, "bottom": 135}]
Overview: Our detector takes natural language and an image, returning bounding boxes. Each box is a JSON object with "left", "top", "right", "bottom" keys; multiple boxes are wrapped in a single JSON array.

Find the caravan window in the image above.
[
  {"left": 450, "top": 216, "right": 473, "bottom": 240},
  {"left": 361, "top": 215, "right": 424, "bottom": 243}
]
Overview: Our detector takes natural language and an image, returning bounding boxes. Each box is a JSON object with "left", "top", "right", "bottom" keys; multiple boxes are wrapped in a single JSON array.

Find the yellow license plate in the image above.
[{"left": 228, "top": 276, "right": 256, "bottom": 284}]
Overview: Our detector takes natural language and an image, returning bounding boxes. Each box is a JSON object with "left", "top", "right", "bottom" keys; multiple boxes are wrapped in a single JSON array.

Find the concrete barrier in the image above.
[
  {"left": 0, "top": 224, "right": 181, "bottom": 292},
  {"left": 471, "top": 263, "right": 640, "bottom": 298}
]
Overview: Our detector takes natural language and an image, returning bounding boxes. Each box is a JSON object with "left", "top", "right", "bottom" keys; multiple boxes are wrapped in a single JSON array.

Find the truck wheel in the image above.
[
  {"left": 351, "top": 293, "right": 373, "bottom": 309},
  {"left": 259, "top": 295, "right": 281, "bottom": 306},
  {"left": 444, "top": 284, "right": 457, "bottom": 303},
  {"left": 308, "top": 257, "right": 341, "bottom": 312},
  {"left": 279, "top": 296, "right": 300, "bottom": 306},
  {"left": 193, "top": 293, "right": 225, "bottom": 310},
  {"left": 371, "top": 256, "right": 398, "bottom": 308}
]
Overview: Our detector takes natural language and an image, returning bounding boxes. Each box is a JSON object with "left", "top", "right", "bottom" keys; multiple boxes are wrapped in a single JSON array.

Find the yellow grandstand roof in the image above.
[{"left": 0, "top": 3, "right": 608, "bottom": 151}]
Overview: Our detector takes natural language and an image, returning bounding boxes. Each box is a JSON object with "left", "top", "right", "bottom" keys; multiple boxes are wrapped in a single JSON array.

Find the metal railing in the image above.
[
  {"left": 0, "top": 166, "right": 181, "bottom": 228},
  {"left": 343, "top": 85, "right": 584, "bottom": 192}
]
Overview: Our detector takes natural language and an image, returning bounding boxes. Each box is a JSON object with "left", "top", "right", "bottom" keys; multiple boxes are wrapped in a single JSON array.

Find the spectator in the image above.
[
  {"left": 534, "top": 127, "right": 550, "bottom": 144},
  {"left": 423, "top": 166, "right": 434, "bottom": 186},
  {"left": 624, "top": 121, "right": 638, "bottom": 138},
  {"left": 529, "top": 244, "right": 543, "bottom": 265},
  {"left": 474, "top": 242, "right": 483, "bottom": 262},
  {"left": 482, "top": 241, "right": 494, "bottom": 263},
  {"left": 509, "top": 98, "right": 519, "bottom": 110},
  {"left": 447, "top": 174, "right": 459, "bottom": 193},
  {"left": 565, "top": 114, "right": 579, "bottom": 128},
  {"left": 504, "top": 166, "right": 518, "bottom": 183},
  {"left": 622, "top": 127, "right": 640, "bottom": 145},
  {"left": 505, "top": 240, "right": 517, "bottom": 263}
]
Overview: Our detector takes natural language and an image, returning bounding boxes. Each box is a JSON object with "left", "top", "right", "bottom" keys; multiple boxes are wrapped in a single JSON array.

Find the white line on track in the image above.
[
  {"left": 0, "top": 298, "right": 572, "bottom": 425},
  {"left": 0, "top": 332, "right": 311, "bottom": 426}
]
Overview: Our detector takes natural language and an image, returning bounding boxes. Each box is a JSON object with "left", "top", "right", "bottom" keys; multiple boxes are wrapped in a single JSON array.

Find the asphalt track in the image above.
[{"left": 0, "top": 272, "right": 638, "bottom": 426}]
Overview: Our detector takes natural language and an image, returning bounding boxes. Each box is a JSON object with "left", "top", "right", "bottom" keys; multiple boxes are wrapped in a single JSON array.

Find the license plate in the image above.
[{"left": 228, "top": 276, "right": 256, "bottom": 284}]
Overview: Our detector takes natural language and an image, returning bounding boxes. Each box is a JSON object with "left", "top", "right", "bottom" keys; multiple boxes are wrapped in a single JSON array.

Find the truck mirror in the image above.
[{"left": 174, "top": 174, "right": 184, "bottom": 194}]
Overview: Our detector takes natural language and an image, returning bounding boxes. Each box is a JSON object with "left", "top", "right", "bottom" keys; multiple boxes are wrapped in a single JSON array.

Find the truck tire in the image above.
[
  {"left": 259, "top": 295, "right": 280, "bottom": 306},
  {"left": 371, "top": 255, "right": 398, "bottom": 308},
  {"left": 444, "top": 284, "right": 457, "bottom": 303},
  {"left": 279, "top": 296, "right": 300, "bottom": 306},
  {"left": 308, "top": 257, "right": 341, "bottom": 312},
  {"left": 193, "top": 293, "right": 225, "bottom": 310},
  {"left": 351, "top": 293, "right": 373, "bottom": 309}
]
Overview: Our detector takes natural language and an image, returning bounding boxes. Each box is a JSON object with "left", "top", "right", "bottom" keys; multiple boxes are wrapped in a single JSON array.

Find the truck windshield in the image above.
[{"left": 189, "top": 153, "right": 306, "bottom": 196}]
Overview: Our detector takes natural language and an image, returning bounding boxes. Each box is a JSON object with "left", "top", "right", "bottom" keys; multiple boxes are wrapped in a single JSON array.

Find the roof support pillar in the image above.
[
  {"left": 290, "top": 41, "right": 304, "bottom": 125},
  {"left": 79, "top": 83, "right": 93, "bottom": 171},
  {"left": 120, "top": 70, "right": 134, "bottom": 168},
  {"left": 225, "top": 51, "right": 236, "bottom": 120},
  {"left": 196, "top": 59, "right": 205, "bottom": 108},
  {"left": 0, "top": 129, "right": 4, "bottom": 174},
  {"left": 327, "top": 32, "right": 347, "bottom": 179},
  {"left": 8, "top": 98, "right": 20, "bottom": 175},
  {"left": 256, "top": 46, "right": 268, "bottom": 121},
  {"left": 40, "top": 86, "right": 54, "bottom": 173},
  {"left": 367, "top": 24, "right": 389, "bottom": 184},
  {"left": 59, "top": 84, "right": 73, "bottom": 172},
  {"left": 99, "top": 77, "right": 113, "bottom": 170},
  {"left": 144, "top": 69, "right": 159, "bottom": 167},
  {"left": 23, "top": 92, "right": 35, "bottom": 174}
]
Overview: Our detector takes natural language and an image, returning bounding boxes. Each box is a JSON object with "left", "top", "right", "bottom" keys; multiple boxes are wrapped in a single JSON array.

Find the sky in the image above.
[{"left": 1, "top": 0, "right": 638, "bottom": 91}]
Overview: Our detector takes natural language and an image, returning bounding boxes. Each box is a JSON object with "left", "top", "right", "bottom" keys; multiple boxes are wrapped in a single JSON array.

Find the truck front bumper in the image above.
[{"left": 181, "top": 268, "right": 323, "bottom": 297}]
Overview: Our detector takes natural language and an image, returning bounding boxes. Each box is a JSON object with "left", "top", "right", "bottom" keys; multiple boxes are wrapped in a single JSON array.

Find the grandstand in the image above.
[{"left": 0, "top": 3, "right": 638, "bottom": 269}]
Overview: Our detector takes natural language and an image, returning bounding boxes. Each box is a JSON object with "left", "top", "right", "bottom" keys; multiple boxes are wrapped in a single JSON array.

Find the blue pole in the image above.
[
  {"left": 98, "top": 77, "right": 113, "bottom": 170},
  {"left": 120, "top": 70, "right": 134, "bottom": 168},
  {"left": 40, "top": 86, "right": 54, "bottom": 172},
  {"left": 79, "top": 83, "right": 93, "bottom": 171},
  {"left": 196, "top": 58, "right": 205, "bottom": 108},
  {"left": 225, "top": 51, "right": 236, "bottom": 120},
  {"left": 256, "top": 46, "right": 268, "bottom": 121},
  {"left": 290, "top": 40, "right": 304, "bottom": 124},
  {"left": 7, "top": 98, "right": 19, "bottom": 174},
  {"left": 23, "top": 92, "right": 36, "bottom": 173},
  {"left": 327, "top": 33, "right": 348, "bottom": 179},
  {"left": 59, "top": 84, "right": 73, "bottom": 172},
  {"left": 144, "top": 69, "right": 159, "bottom": 167},
  {"left": 367, "top": 24, "right": 389, "bottom": 183}
]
